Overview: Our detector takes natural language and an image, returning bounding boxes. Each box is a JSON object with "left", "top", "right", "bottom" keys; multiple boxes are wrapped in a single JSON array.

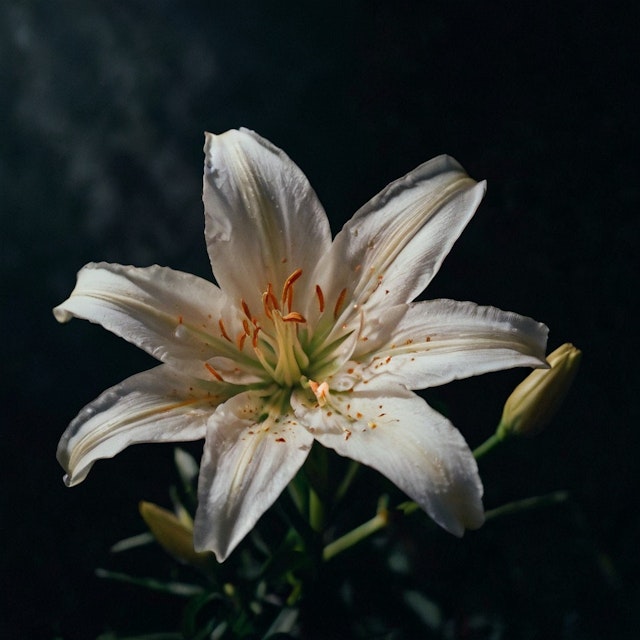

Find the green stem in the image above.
[
  {"left": 286, "top": 472, "right": 308, "bottom": 515},
  {"left": 472, "top": 430, "right": 507, "bottom": 460},
  {"left": 323, "top": 490, "right": 570, "bottom": 561},
  {"left": 334, "top": 460, "right": 360, "bottom": 503},
  {"left": 309, "top": 486, "right": 325, "bottom": 533},
  {"left": 323, "top": 497, "right": 388, "bottom": 561},
  {"left": 484, "top": 490, "right": 569, "bottom": 521},
  {"left": 317, "top": 420, "right": 567, "bottom": 564},
  {"left": 278, "top": 491, "right": 314, "bottom": 544}
]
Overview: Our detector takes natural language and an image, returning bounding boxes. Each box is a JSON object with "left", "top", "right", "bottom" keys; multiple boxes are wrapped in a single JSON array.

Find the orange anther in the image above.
[
  {"left": 282, "top": 311, "right": 306, "bottom": 323},
  {"left": 267, "top": 282, "right": 279, "bottom": 307},
  {"left": 218, "top": 318, "right": 231, "bottom": 342},
  {"left": 281, "top": 268, "right": 303, "bottom": 306},
  {"left": 333, "top": 287, "right": 347, "bottom": 319},
  {"left": 262, "top": 291, "right": 273, "bottom": 320},
  {"left": 204, "top": 362, "right": 224, "bottom": 381},
  {"left": 241, "top": 299, "right": 253, "bottom": 321},
  {"left": 285, "top": 284, "right": 293, "bottom": 312},
  {"left": 262, "top": 282, "right": 280, "bottom": 318},
  {"left": 315, "top": 284, "right": 325, "bottom": 312}
]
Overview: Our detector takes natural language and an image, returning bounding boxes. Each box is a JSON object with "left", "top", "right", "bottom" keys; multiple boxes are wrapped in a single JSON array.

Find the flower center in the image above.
[
  {"left": 241, "top": 268, "right": 311, "bottom": 388},
  {"left": 209, "top": 268, "right": 353, "bottom": 389}
]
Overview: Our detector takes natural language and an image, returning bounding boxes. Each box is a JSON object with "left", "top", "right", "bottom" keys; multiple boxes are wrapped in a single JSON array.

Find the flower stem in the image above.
[
  {"left": 334, "top": 460, "right": 360, "bottom": 503},
  {"left": 322, "top": 496, "right": 388, "bottom": 561},
  {"left": 484, "top": 490, "right": 569, "bottom": 521},
  {"left": 472, "top": 430, "right": 507, "bottom": 460},
  {"left": 309, "top": 486, "right": 325, "bottom": 533},
  {"left": 317, "top": 424, "right": 567, "bottom": 563}
]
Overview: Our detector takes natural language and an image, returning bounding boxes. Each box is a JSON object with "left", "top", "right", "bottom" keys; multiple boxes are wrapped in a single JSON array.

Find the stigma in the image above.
[{"left": 309, "top": 380, "right": 330, "bottom": 406}]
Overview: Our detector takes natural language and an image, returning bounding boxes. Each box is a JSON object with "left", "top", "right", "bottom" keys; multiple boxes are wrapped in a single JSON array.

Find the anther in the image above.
[
  {"left": 241, "top": 299, "right": 253, "bottom": 321},
  {"left": 219, "top": 318, "right": 232, "bottom": 342},
  {"left": 282, "top": 311, "right": 306, "bottom": 323},
  {"left": 333, "top": 288, "right": 347, "bottom": 319},
  {"left": 285, "top": 285, "right": 293, "bottom": 313},
  {"left": 315, "top": 284, "right": 325, "bottom": 312},
  {"left": 262, "top": 291, "right": 273, "bottom": 320},
  {"left": 267, "top": 282, "right": 279, "bottom": 310},
  {"left": 204, "top": 362, "right": 224, "bottom": 381},
  {"left": 262, "top": 283, "right": 280, "bottom": 318},
  {"left": 282, "top": 268, "right": 303, "bottom": 312}
]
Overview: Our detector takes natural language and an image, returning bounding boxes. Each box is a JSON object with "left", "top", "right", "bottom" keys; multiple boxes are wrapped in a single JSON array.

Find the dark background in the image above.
[{"left": 2, "top": 1, "right": 638, "bottom": 638}]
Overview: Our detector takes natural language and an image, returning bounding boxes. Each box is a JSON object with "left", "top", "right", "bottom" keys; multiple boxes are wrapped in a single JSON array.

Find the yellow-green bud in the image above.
[
  {"left": 498, "top": 343, "right": 581, "bottom": 437},
  {"left": 139, "top": 501, "right": 214, "bottom": 569}
]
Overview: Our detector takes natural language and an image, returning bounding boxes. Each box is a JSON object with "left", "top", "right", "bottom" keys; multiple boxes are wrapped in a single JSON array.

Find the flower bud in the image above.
[
  {"left": 139, "top": 501, "right": 214, "bottom": 569},
  {"left": 498, "top": 343, "right": 581, "bottom": 437}
]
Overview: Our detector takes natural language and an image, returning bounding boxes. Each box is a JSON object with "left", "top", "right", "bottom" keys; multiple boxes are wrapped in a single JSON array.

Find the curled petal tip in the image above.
[{"left": 52, "top": 304, "right": 72, "bottom": 323}]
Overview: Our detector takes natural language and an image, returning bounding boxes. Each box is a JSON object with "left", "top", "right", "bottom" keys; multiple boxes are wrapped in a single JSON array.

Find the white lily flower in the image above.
[{"left": 55, "top": 128, "right": 548, "bottom": 561}]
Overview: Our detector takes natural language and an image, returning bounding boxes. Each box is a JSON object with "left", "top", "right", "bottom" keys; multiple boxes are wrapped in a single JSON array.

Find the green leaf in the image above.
[
  {"left": 95, "top": 568, "right": 205, "bottom": 597},
  {"left": 110, "top": 532, "right": 155, "bottom": 553}
]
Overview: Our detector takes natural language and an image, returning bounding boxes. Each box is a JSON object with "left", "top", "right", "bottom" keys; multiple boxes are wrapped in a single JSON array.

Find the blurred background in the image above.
[{"left": 2, "top": 1, "right": 638, "bottom": 637}]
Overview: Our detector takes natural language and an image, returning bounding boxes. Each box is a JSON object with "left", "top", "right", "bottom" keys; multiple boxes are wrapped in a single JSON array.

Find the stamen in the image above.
[
  {"left": 218, "top": 318, "right": 231, "bottom": 342},
  {"left": 262, "top": 291, "right": 273, "bottom": 320},
  {"left": 315, "top": 284, "right": 325, "bottom": 312},
  {"left": 251, "top": 326, "right": 278, "bottom": 380},
  {"left": 267, "top": 282, "right": 279, "bottom": 310},
  {"left": 204, "top": 362, "right": 224, "bottom": 381},
  {"left": 241, "top": 299, "right": 253, "bottom": 321},
  {"left": 281, "top": 268, "right": 303, "bottom": 307},
  {"left": 333, "top": 287, "right": 347, "bottom": 319},
  {"left": 285, "top": 284, "right": 293, "bottom": 313},
  {"left": 262, "top": 283, "right": 280, "bottom": 319},
  {"left": 236, "top": 331, "right": 247, "bottom": 351},
  {"left": 282, "top": 311, "right": 306, "bottom": 323}
]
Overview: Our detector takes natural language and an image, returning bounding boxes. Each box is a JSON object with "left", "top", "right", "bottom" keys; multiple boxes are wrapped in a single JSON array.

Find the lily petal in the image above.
[
  {"left": 53, "top": 262, "right": 243, "bottom": 374},
  {"left": 58, "top": 365, "right": 229, "bottom": 487},
  {"left": 292, "top": 381, "right": 484, "bottom": 536},
  {"left": 194, "top": 390, "right": 314, "bottom": 561},
  {"left": 316, "top": 156, "right": 485, "bottom": 321},
  {"left": 359, "top": 299, "right": 549, "bottom": 388},
  {"left": 203, "top": 128, "right": 332, "bottom": 313}
]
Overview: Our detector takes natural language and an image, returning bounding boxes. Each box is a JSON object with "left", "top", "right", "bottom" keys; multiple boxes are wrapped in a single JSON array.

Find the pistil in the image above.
[
  {"left": 271, "top": 309, "right": 307, "bottom": 386},
  {"left": 244, "top": 268, "right": 312, "bottom": 388}
]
